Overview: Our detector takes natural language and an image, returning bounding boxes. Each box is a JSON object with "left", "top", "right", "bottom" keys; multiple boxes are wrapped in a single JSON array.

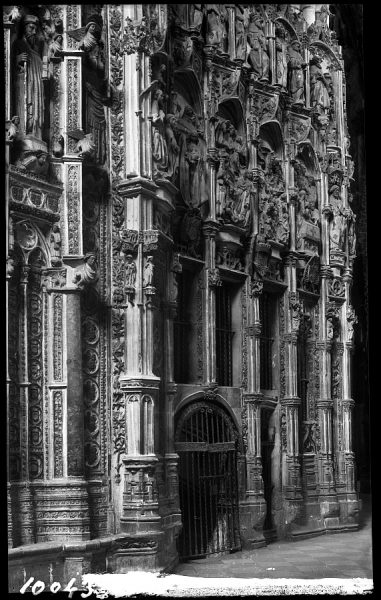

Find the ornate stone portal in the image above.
[{"left": 6, "top": 3, "right": 362, "bottom": 585}]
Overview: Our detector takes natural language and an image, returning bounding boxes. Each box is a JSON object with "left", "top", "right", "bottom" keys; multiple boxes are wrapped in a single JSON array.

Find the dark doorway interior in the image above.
[
  {"left": 261, "top": 408, "right": 276, "bottom": 542},
  {"left": 175, "top": 401, "right": 241, "bottom": 560}
]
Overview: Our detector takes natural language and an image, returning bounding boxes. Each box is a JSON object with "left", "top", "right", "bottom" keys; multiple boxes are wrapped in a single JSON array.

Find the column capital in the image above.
[
  {"left": 207, "top": 267, "right": 222, "bottom": 287},
  {"left": 119, "top": 375, "right": 161, "bottom": 392},
  {"left": 202, "top": 218, "right": 221, "bottom": 238},
  {"left": 243, "top": 392, "right": 263, "bottom": 404},
  {"left": 341, "top": 398, "right": 355, "bottom": 409},
  {"left": 320, "top": 265, "right": 333, "bottom": 278},
  {"left": 281, "top": 396, "right": 301, "bottom": 407},
  {"left": 316, "top": 398, "right": 334, "bottom": 409},
  {"left": 116, "top": 177, "right": 159, "bottom": 199}
]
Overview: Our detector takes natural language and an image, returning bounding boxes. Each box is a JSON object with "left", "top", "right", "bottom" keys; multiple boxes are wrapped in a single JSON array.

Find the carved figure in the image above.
[
  {"left": 247, "top": 13, "right": 269, "bottom": 81},
  {"left": 50, "top": 224, "right": 62, "bottom": 266},
  {"left": 329, "top": 185, "right": 346, "bottom": 251},
  {"left": 165, "top": 114, "right": 180, "bottom": 180},
  {"left": 302, "top": 422, "right": 316, "bottom": 453},
  {"left": 347, "top": 306, "right": 357, "bottom": 343},
  {"left": 12, "top": 14, "right": 45, "bottom": 138},
  {"left": 143, "top": 256, "right": 154, "bottom": 287},
  {"left": 41, "top": 8, "right": 63, "bottom": 57},
  {"left": 79, "top": 14, "right": 110, "bottom": 165},
  {"left": 287, "top": 39, "right": 306, "bottom": 104},
  {"left": 6, "top": 116, "right": 20, "bottom": 142},
  {"left": 235, "top": 5, "right": 247, "bottom": 61},
  {"left": 276, "top": 194, "right": 290, "bottom": 245},
  {"left": 16, "top": 149, "right": 49, "bottom": 176},
  {"left": 180, "top": 208, "right": 202, "bottom": 257},
  {"left": 275, "top": 26, "right": 288, "bottom": 89},
  {"left": 75, "top": 132, "right": 96, "bottom": 160},
  {"left": 125, "top": 255, "right": 137, "bottom": 288},
  {"left": 181, "top": 133, "right": 207, "bottom": 208},
  {"left": 309, "top": 56, "right": 330, "bottom": 113},
  {"left": 73, "top": 253, "right": 98, "bottom": 289},
  {"left": 347, "top": 210, "right": 356, "bottom": 256},
  {"left": 152, "top": 87, "right": 168, "bottom": 178},
  {"left": 206, "top": 4, "right": 224, "bottom": 49}
]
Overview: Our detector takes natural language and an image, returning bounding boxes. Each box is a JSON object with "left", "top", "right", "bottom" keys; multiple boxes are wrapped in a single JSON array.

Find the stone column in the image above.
[
  {"left": 10, "top": 264, "right": 35, "bottom": 545},
  {"left": 203, "top": 219, "right": 221, "bottom": 386},
  {"left": 115, "top": 176, "right": 163, "bottom": 569},
  {"left": 163, "top": 253, "right": 182, "bottom": 512},
  {"left": 5, "top": 17, "right": 13, "bottom": 541},
  {"left": 267, "top": 20, "right": 276, "bottom": 86},
  {"left": 225, "top": 5, "right": 236, "bottom": 60},
  {"left": 281, "top": 254, "right": 303, "bottom": 529},
  {"left": 240, "top": 277, "right": 266, "bottom": 548}
]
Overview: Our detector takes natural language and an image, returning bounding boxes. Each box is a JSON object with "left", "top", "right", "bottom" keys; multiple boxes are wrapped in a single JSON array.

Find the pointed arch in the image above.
[{"left": 259, "top": 120, "right": 284, "bottom": 159}]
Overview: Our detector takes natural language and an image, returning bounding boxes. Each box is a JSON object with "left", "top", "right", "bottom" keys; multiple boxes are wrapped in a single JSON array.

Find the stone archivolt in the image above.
[{"left": 6, "top": 3, "right": 360, "bottom": 580}]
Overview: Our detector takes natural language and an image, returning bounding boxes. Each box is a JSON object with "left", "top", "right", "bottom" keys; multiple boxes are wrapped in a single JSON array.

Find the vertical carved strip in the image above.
[
  {"left": 53, "top": 294, "right": 63, "bottom": 381},
  {"left": 51, "top": 61, "right": 63, "bottom": 153},
  {"left": 53, "top": 390, "right": 64, "bottom": 478},
  {"left": 241, "top": 288, "right": 248, "bottom": 390},
  {"left": 65, "top": 58, "right": 82, "bottom": 155},
  {"left": 9, "top": 270, "right": 20, "bottom": 481},
  {"left": 65, "top": 6, "right": 81, "bottom": 50},
  {"left": 28, "top": 270, "right": 44, "bottom": 480},
  {"left": 66, "top": 164, "right": 82, "bottom": 255},
  {"left": 4, "top": 25, "right": 11, "bottom": 120},
  {"left": 108, "top": 5, "right": 125, "bottom": 180}
]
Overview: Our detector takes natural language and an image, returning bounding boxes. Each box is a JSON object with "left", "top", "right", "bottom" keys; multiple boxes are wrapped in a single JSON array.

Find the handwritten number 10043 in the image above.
[{"left": 20, "top": 577, "right": 94, "bottom": 597}]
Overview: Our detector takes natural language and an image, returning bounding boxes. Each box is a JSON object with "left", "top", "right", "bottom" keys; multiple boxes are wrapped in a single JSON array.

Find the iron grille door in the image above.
[{"left": 175, "top": 402, "right": 241, "bottom": 560}]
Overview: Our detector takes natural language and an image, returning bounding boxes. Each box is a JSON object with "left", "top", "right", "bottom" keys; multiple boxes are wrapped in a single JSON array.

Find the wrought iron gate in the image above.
[{"left": 175, "top": 401, "right": 241, "bottom": 560}]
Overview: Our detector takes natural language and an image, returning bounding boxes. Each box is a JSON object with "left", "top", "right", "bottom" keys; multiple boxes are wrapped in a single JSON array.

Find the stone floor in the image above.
[{"left": 173, "top": 494, "right": 373, "bottom": 580}]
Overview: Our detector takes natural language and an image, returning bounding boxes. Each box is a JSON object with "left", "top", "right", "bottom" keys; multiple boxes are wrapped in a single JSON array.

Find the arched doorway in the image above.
[{"left": 175, "top": 400, "right": 241, "bottom": 560}]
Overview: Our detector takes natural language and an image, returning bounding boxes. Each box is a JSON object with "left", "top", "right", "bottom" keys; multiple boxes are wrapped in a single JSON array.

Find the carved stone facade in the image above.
[{"left": 6, "top": 3, "right": 365, "bottom": 584}]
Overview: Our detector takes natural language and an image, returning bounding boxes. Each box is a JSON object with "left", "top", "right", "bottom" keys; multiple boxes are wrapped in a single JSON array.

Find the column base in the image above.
[
  {"left": 239, "top": 497, "right": 267, "bottom": 548},
  {"left": 31, "top": 480, "right": 90, "bottom": 543}
]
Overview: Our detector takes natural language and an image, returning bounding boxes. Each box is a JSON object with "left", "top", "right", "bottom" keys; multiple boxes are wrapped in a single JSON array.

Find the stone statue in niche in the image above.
[
  {"left": 78, "top": 14, "right": 111, "bottom": 166},
  {"left": 12, "top": 14, "right": 46, "bottom": 139},
  {"left": 189, "top": 4, "right": 203, "bottom": 31},
  {"left": 180, "top": 208, "right": 202, "bottom": 257},
  {"left": 275, "top": 25, "right": 288, "bottom": 89},
  {"left": 73, "top": 253, "right": 98, "bottom": 289},
  {"left": 235, "top": 5, "right": 248, "bottom": 62},
  {"left": 328, "top": 184, "right": 346, "bottom": 252},
  {"left": 165, "top": 114, "right": 180, "bottom": 180},
  {"left": 206, "top": 4, "right": 225, "bottom": 50},
  {"left": 247, "top": 12, "right": 269, "bottom": 81},
  {"left": 152, "top": 87, "right": 168, "bottom": 178},
  {"left": 183, "top": 134, "right": 206, "bottom": 207},
  {"left": 275, "top": 195, "right": 289, "bottom": 245},
  {"left": 216, "top": 153, "right": 229, "bottom": 219},
  {"left": 302, "top": 422, "right": 317, "bottom": 453},
  {"left": 309, "top": 56, "right": 330, "bottom": 113},
  {"left": 346, "top": 306, "right": 357, "bottom": 343},
  {"left": 143, "top": 256, "right": 154, "bottom": 287},
  {"left": 287, "top": 39, "right": 306, "bottom": 104},
  {"left": 347, "top": 209, "right": 356, "bottom": 256},
  {"left": 50, "top": 224, "right": 62, "bottom": 266},
  {"left": 125, "top": 255, "right": 137, "bottom": 289}
]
